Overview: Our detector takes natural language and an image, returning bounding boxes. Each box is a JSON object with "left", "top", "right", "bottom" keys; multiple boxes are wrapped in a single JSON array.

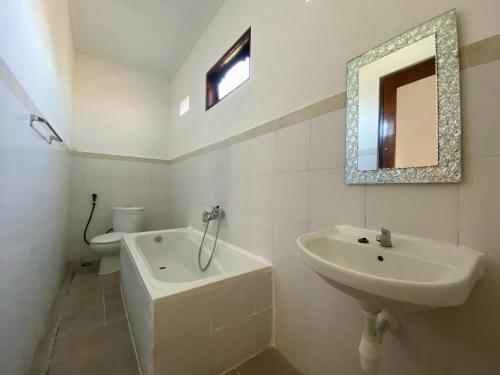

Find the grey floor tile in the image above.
[
  {"left": 104, "top": 288, "right": 123, "bottom": 306},
  {"left": 75, "top": 261, "right": 100, "bottom": 274},
  {"left": 52, "top": 319, "right": 134, "bottom": 365},
  {"left": 237, "top": 348, "right": 303, "bottom": 375},
  {"left": 49, "top": 350, "right": 139, "bottom": 375},
  {"left": 104, "top": 288, "right": 126, "bottom": 321},
  {"left": 66, "top": 280, "right": 102, "bottom": 301},
  {"left": 57, "top": 307, "right": 105, "bottom": 337},
  {"left": 31, "top": 267, "right": 140, "bottom": 375},
  {"left": 72, "top": 272, "right": 101, "bottom": 289},
  {"left": 100, "top": 271, "right": 120, "bottom": 285},
  {"left": 61, "top": 292, "right": 103, "bottom": 317}
]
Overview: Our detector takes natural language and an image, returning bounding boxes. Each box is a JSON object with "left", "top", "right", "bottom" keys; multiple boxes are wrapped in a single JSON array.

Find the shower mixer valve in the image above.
[{"left": 202, "top": 206, "right": 225, "bottom": 223}]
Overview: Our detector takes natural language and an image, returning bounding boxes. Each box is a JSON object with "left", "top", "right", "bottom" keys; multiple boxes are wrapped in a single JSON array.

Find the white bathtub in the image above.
[{"left": 121, "top": 227, "right": 273, "bottom": 375}]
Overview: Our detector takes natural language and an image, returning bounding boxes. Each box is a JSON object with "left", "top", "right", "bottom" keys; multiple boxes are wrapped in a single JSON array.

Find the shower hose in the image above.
[
  {"left": 198, "top": 215, "right": 222, "bottom": 271},
  {"left": 83, "top": 194, "right": 97, "bottom": 245}
]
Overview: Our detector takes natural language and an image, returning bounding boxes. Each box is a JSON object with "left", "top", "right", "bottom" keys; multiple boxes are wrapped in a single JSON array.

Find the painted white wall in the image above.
[
  {"left": 168, "top": 0, "right": 500, "bottom": 159},
  {"left": 72, "top": 52, "right": 171, "bottom": 159},
  {"left": 0, "top": 2, "right": 74, "bottom": 373},
  {"left": 0, "top": 77, "right": 70, "bottom": 374},
  {"left": 0, "top": 0, "right": 74, "bottom": 144}
]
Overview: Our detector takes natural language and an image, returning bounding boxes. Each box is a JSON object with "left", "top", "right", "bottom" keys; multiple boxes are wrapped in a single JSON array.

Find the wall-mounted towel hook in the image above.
[{"left": 30, "top": 114, "right": 63, "bottom": 144}]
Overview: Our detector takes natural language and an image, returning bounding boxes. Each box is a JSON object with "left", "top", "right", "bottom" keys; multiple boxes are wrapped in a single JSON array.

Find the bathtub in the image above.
[{"left": 120, "top": 227, "right": 273, "bottom": 375}]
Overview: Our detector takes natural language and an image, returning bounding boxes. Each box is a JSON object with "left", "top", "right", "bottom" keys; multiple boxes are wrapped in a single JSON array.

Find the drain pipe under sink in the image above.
[{"left": 359, "top": 309, "right": 400, "bottom": 374}]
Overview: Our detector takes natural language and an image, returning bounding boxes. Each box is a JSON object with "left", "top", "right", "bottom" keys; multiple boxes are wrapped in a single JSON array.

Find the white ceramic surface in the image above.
[
  {"left": 121, "top": 227, "right": 272, "bottom": 375},
  {"left": 297, "top": 225, "right": 485, "bottom": 311},
  {"left": 113, "top": 206, "right": 145, "bottom": 232},
  {"left": 91, "top": 207, "right": 144, "bottom": 274}
]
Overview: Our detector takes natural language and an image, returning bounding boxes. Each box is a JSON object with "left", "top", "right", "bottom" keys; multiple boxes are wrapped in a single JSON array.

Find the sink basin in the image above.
[{"left": 297, "top": 225, "right": 485, "bottom": 311}]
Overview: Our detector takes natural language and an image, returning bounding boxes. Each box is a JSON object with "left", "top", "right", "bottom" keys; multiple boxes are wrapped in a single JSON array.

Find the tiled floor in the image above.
[
  {"left": 225, "top": 348, "right": 302, "bottom": 375},
  {"left": 30, "top": 263, "right": 301, "bottom": 375},
  {"left": 47, "top": 264, "right": 138, "bottom": 375}
]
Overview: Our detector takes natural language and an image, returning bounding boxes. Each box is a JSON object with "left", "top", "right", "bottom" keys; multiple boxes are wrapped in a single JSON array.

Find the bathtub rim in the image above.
[{"left": 122, "top": 227, "right": 271, "bottom": 301}]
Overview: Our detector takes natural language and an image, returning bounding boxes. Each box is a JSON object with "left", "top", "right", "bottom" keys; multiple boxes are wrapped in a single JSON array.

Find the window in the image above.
[
  {"left": 179, "top": 96, "right": 190, "bottom": 116},
  {"left": 206, "top": 28, "right": 251, "bottom": 110}
]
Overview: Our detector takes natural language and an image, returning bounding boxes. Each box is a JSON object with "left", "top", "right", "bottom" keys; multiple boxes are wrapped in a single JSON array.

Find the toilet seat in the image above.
[{"left": 91, "top": 232, "right": 124, "bottom": 245}]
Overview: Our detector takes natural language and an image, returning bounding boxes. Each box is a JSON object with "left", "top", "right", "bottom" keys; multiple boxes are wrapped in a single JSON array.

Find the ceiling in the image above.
[{"left": 69, "top": 0, "right": 225, "bottom": 78}]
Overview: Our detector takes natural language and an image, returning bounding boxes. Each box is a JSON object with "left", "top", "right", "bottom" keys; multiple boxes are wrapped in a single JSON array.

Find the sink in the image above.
[{"left": 297, "top": 225, "right": 485, "bottom": 312}]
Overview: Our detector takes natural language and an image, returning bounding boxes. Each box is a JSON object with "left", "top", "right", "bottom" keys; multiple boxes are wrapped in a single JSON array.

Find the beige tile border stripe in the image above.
[
  {"left": 73, "top": 34, "right": 500, "bottom": 165},
  {"left": 460, "top": 34, "right": 500, "bottom": 70},
  {"left": 70, "top": 150, "right": 169, "bottom": 164}
]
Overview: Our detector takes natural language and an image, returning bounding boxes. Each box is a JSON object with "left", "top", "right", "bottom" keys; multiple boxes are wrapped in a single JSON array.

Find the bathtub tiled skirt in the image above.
[{"left": 30, "top": 263, "right": 301, "bottom": 375}]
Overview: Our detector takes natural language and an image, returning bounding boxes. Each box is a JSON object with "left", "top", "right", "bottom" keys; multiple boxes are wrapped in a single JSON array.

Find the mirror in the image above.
[{"left": 345, "top": 10, "right": 461, "bottom": 184}]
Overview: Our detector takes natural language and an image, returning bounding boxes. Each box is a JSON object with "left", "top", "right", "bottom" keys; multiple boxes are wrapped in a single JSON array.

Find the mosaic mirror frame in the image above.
[{"left": 345, "top": 10, "right": 461, "bottom": 184}]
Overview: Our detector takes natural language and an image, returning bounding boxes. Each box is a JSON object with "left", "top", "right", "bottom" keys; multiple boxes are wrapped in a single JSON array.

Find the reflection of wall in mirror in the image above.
[
  {"left": 395, "top": 75, "right": 438, "bottom": 168},
  {"left": 358, "top": 34, "right": 436, "bottom": 170}
]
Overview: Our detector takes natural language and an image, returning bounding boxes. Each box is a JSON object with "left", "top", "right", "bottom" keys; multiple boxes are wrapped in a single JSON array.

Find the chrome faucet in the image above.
[
  {"left": 202, "top": 206, "right": 225, "bottom": 223},
  {"left": 376, "top": 227, "right": 393, "bottom": 248}
]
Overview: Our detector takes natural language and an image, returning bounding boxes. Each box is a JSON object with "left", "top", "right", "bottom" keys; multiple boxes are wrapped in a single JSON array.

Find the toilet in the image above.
[{"left": 90, "top": 207, "right": 144, "bottom": 275}]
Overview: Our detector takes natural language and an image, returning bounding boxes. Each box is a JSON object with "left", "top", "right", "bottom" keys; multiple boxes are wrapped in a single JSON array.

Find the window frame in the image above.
[{"left": 206, "top": 28, "right": 251, "bottom": 111}]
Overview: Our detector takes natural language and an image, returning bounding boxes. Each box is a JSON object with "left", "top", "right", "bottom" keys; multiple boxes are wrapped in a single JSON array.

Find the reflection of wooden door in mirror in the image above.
[{"left": 378, "top": 57, "right": 436, "bottom": 169}]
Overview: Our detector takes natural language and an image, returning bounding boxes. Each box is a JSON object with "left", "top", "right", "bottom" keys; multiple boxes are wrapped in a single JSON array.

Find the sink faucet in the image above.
[{"left": 376, "top": 227, "right": 393, "bottom": 248}]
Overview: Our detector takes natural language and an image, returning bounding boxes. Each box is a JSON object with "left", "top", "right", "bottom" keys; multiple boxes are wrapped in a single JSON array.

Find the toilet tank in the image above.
[{"left": 113, "top": 207, "right": 145, "bottom": 233}]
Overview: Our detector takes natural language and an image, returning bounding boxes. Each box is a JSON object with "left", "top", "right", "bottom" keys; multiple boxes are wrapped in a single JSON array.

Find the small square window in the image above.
[
  {"left": 206, "top": 28, "right": 251, "bottom": 110},
  {"left": 179, "top": 96, "right": 190, "bottom": 116}
]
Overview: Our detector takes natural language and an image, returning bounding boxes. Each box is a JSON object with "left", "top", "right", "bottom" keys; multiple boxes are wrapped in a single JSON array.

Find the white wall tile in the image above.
[
  {"left": 82, "top": 157, "right": 109, "bottom": 179},
  {"left": 249, "top": 132, "right": 275, "bottom": 175},
  {"left": 212, "top": 277, "right": 255, "bottom": 330},
  {"left": 273, "top": 172, "right": 309, "bottom": 222},
  {"left": 366, "top": 184, "right": 459, "bottom": 243},
  {"left": 272, "top": 218, "right": 310, "bottom": 372},
  {"left": 310, "top": 110, "right": 345, "bottom": 170},
  {"left": 444, "top": 251, "right": 500, "bottom": 373},
  {"left": 310, "top": 168, "right": 365, "bottom": 227},
  {"left": 459, "top": 157, "right": 500, "bottom": 256},
  {"left": 248, "top": 174, "right": 273, "bottom": 215},
  {"left": 68, "top": 155, "right": 170, "bottom": 260},
  {"left": 223, "top": 208, "right": 249, "bottom": 249},
  {"left": 129, "top": 161, "right": 152, "bottom": 181},
  {"left": 154, "top": 290, "right": 213, "bottom": 374},
  {"left": 247, "top": 214, "right": 273, "bottom": 261},
  {"left": 211, "top": 316, "right": 256, "bottom": 374},
  {"left": 228, "top": 176, "right": 249, "bottom": 212},
  {"left": 214, "top": 148, "right": 230, "bottom": 178},
  {"left": 253, "top": 272, "right": 273, "bottom": 312},
  {"left": 161, "top": 59, "right": 500, "bottom": 375},
  {"left": 229, "top": 140, "right": 250, "bottom": 176},
  {"left": 82, "top": 177, "right": 111, "bottom": 220},
  {"left": 107, "top": 159, "right": 132, "bottom": 179},
  {"left": 151, "top": 163, "right": 169, "bottom": 184},
  {"left": 274, "top": 120, "right": 310, "bottom": 173},
  {"left": 194, "top": 151, "right": 217, "bottom": 181},
  {"left": 306, "top": 272, "right": 363, "bottom": 375},
  {"left": 255, "top": 308, "right": 273, "bottom": 352},
  {"left": 462, "top": 61, "right": 500, "bottom": 159}
]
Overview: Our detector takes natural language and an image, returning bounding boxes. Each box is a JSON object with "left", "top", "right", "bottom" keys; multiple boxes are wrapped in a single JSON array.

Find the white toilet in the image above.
[{"left": 90, "top": 207, "right": 144, "bottom": 275}]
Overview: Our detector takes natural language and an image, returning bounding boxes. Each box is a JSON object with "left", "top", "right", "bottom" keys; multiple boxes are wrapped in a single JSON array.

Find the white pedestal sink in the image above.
[{"left": 296, "top": 225, "right": 485, "bottom": 373}]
